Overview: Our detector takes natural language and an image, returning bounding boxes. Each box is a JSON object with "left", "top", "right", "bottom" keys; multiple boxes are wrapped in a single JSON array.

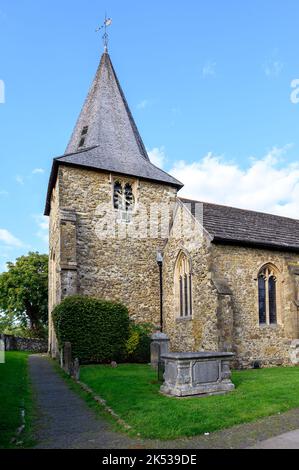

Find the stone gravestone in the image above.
[
  {"left": 71, "top": 358, "right": 80, "bottom": 381},
  {"left": 150, "top": 332, "right": 170, "bottom": 370},
  {"left": 63, "top": 342, "right": 72, "bottom": 374},
  {"left": 290, "top": 340, "right": 299, "bottom": 365},
  {"left": 0, "top": 335, "right": 4, "bottom": 364}
]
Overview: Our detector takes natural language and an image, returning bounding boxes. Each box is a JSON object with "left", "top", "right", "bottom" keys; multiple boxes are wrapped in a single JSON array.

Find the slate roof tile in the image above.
[{"left": 180, "top": 198, "right": 299, "bottom": 252}]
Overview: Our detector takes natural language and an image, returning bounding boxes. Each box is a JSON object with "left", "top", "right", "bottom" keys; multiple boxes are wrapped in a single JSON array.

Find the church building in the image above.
[{"left": 45, "top": 48, "right": 299, "bottom": 368}]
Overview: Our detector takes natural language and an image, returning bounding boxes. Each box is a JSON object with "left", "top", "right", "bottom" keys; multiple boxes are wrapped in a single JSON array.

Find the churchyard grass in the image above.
[
  {"left": 80, "top": 364, "right": 299, "bottom": 440},
  {"left": 0, "top": 351, "right": 35, "bottom": 448}
]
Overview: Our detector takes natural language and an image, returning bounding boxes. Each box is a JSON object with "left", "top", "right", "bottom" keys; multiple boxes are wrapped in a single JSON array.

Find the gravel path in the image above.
[{"left": 29, "top": 355, "right": 299, "bottom": 449}]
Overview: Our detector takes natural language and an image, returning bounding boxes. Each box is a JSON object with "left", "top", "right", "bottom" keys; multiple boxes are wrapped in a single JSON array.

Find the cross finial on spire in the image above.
[{"left": 95, "top": 14, "right": 112, "bottom": 52}]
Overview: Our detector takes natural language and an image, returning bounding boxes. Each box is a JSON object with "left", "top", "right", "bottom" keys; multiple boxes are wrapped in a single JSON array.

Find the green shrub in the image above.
[
  {"left": 52, "top": 296, "right": 130, "bottom": 364},
  {"left": 126, "top": 322, "right": 153, "bottom": 363}
]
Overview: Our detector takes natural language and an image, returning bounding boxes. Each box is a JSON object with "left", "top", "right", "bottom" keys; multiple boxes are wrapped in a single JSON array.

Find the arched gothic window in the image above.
[
  {"left": 176, "top": 252, "right": 192, "bottom": 318},
  {"left": 113, "top": 181, "right": 135, "bottom": 222},
  {"left": 258, "top": 265, "right": 278, "bottom": 325}
]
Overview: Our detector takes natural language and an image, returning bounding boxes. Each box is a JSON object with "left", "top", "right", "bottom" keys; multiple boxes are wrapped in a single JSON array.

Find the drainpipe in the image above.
[{"left": 156, "top": 251, "right": 164, "bottom": 332}]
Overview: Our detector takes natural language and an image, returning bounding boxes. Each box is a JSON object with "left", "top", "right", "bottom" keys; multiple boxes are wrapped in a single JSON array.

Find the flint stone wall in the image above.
[{"left": 1, "top": 334, "right": 47, "bottom": 353}]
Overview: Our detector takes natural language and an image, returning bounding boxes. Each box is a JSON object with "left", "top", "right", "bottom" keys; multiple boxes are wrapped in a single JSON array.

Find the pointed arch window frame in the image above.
[
  {"left": 175, "top": 251, "right": 193, "bottom": 319},
  {"left": 258, "top": 264, "right": 280, "bottom": 326}
]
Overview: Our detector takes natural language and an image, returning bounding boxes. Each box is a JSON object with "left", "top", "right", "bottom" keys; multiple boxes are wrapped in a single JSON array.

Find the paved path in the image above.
[
  {"left": 250, "top": 429, "right": 299, "bottom": 449},
  {"left": 29, "top": 355, "right": 142, "bottom": 449},
  {"left": 29, "top": 355, "right": 299, "bottom": 449}
]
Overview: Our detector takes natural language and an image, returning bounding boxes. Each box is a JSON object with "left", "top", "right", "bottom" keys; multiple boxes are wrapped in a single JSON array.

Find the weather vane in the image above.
[{"left": 96, "top": 14, "right": 112, "bottom": 52}]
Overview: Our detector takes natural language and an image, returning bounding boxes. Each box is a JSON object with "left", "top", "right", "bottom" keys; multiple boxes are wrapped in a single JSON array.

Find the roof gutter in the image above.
[{"left": 212, "top": 236, "right": 299, "bottom": 254}]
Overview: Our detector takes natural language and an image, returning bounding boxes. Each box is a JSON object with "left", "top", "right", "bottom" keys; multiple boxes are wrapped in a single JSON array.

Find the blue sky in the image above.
[{"left": 0, "top": 0, "right": 299, "bottom": 270}]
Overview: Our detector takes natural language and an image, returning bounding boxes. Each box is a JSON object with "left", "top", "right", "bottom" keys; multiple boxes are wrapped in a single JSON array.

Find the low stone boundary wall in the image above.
[{"left": 0, "top": 334, "right": 47, "bottom": 353}]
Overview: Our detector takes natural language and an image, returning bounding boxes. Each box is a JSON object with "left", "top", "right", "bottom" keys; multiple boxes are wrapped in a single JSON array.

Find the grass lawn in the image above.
[
  {"left": 80, "top": 364, "right": 299, "bottom": 440},
  {"left": 0, "top": 351, "right": 34, "bottom": 448}
]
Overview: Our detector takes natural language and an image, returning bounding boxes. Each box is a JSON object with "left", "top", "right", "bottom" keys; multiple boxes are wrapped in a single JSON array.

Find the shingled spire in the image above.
[
  {"left": 45, "top": 51, "right": 182, "bottom": 215},
  {"left": 65, "top": 51, "right": 150, "bottom": 160}
]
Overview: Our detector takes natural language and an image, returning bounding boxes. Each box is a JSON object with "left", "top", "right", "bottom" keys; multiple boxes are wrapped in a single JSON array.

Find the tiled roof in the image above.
[{"left": 180, "top": 198, "right": 299, "bottom": 252}]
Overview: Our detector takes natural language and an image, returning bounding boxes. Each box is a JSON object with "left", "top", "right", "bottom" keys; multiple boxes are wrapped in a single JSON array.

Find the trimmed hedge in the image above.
[
  {"left": 52, "top": 296, "right": 130, "bottom": 364},
  {"left": 126, "top": 322, "right": 153, "bottom": 363}
]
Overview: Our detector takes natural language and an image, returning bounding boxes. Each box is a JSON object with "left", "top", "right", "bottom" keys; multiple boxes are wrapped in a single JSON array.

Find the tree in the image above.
[{"left": 0, "top": 252, "right": 48, "bottom": 337}]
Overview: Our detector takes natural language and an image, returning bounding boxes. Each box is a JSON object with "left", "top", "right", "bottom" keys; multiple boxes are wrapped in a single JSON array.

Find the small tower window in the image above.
[
  {"left": 78, "top": 126, "right": 89, "bottom": 148},
  {"left": 113, "top": 181, "right": 135, "bottom": 223},
  {"left": 113, "top": 181, "right": 123, "bottom": 210},
  {"left": 124, "top": 183, "right": 134, "bottom": 211}
]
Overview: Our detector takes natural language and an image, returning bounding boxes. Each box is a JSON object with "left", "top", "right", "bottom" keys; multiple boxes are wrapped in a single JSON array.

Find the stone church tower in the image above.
[{"left": 45, "top": 51, "right": 183, "bottom": 356}]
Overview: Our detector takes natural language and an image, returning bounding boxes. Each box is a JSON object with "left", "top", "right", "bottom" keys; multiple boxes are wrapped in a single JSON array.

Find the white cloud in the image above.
[
  {"left": 137, "top": 99, "right": 149, "bottom": 110},
  {"left": 202, "top": 61, "right": 216, "bottom": 78},
  {"left": 32, "top": 168, "right": 45, "bottom": 174},
  {"left": 0, "top": 190, "right": 8, "bottom": 196},
  {"left": 170, "top": 145, "right": 299, "bottom": 219},
  {"left": 16, "top": 175, "right": 24, "bottom": 185},
  {"left": 0, "top": 229, "right": 23, "bottom": 247},
  {"left": 33, "top": 215, "right": 49, "bottom": 244},
  {"left": 148, "top": 147, "right": 166, "bottom": 169}
]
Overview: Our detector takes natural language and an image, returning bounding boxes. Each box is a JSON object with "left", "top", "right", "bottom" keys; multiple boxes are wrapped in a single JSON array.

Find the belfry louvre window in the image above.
[
  {"left": 124, "top": 183, "right": 134, "bottom": 211},
  {"left": 113, "top": 181, "right": 123, "bottom": 210},
  {"left": 113, "top": 181, "right": 135, "bottom": 222},
  {"left": 258, "top": 265, "right": 278, "bottom": 325},
  {"left": 176, "top": 253, "right": 192, "bottom": 318}
]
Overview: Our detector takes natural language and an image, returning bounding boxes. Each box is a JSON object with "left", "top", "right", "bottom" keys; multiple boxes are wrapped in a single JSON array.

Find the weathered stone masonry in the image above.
[
  {"left": 162, "top": 201, "right": 299, "bottom": 368},
  {"left": 212, "top": 244, "right": 299, "bottom": 367},
  {"left": 48, "top": 165, "right": 177, "bottom": 354},
  {"left": 163, "top": 202, "right": 234, "bottom": 356}
]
